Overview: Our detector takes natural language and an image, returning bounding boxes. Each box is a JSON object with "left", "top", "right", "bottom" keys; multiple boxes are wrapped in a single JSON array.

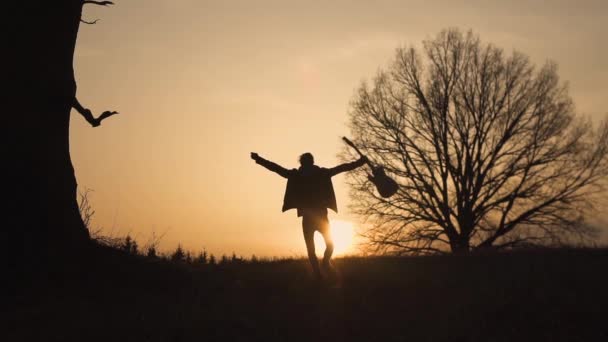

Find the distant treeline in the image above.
[
  {"left": 79, "top": 189, "right": 284, "bottom": 265},
  {"left": 93, "top": 233, "right": 296, "bottom": 266}
]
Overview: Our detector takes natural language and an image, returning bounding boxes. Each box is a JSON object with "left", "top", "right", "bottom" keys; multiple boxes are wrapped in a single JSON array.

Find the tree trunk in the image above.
[
  {"left": 7, "top": 1, "right": 88, "bottom": 259},
  {"left": 450, "top": 237, "right": 470, "bottom": 254}
]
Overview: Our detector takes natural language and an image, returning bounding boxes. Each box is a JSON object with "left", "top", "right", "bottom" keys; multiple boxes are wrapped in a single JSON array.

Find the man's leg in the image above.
[
  {"left": 302, "top": 216, "right": 321, "bottom": 278},
  {"left": 319, "top": 216, "right": 334, "bottom": 270}
]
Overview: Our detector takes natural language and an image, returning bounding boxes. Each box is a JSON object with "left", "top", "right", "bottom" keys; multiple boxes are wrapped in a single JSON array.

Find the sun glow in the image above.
[{"left": 314, "top": 220, "right": 356, "bottom": 256}]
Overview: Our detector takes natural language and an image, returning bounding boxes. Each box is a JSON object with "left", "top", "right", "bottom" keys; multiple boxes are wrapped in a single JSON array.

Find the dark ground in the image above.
[{"left": 4, "top": 245, "right": 608, "bottom": 342}]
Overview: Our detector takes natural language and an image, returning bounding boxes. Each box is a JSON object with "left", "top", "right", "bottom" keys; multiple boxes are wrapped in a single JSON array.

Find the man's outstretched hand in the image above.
[{"left": 251, "top": 152, "right": 260, "bottom": 161}]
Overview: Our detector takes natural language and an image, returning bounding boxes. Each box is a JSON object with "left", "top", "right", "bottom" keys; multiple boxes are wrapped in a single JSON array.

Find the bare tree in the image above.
[
  {"left": 346, "top": 29, "right": 608, "bottom": 254},
  {"left": 6, "top": 1, "right": 115, "bottom": 254}
]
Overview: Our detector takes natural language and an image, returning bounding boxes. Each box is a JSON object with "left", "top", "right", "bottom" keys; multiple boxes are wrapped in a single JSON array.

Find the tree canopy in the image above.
[{"left": 346, "top": 29, "right": 608, "bottom": 254}]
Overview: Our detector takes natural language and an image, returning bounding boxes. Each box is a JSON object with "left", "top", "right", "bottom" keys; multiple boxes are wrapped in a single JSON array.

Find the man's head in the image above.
[{"left": 299, "top": 152, "right": 314, "bottom": 167}]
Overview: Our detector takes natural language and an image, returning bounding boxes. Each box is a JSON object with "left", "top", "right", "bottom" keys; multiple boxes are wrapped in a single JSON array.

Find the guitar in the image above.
[{"left": 342, "top": 137, "right": 399, "bottom": 198}]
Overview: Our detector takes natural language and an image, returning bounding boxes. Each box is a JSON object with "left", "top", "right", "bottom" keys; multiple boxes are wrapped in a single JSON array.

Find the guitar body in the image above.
[
  {"left": 342, "top": 137, "right": 399, "bottom": 198},
  {"left": 369, "top": 167, "right": 399, "bottom": 198}
]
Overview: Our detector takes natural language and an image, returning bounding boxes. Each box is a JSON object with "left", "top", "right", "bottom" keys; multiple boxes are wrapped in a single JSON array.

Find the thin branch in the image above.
[
  {"left": 83, "top": 1, "right": 115, "bottom": 6},
  {"left": 80, "top": 18, "right": 99, "bottom": 25}
]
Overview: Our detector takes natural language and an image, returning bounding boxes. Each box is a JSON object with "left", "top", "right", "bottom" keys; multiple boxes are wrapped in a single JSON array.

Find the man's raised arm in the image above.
[
  {"left": 328, "top": 157, "right": 367, "bottom": 177},
  {"left": 251, "top": 153, "right": 292, "bottom": 178}
]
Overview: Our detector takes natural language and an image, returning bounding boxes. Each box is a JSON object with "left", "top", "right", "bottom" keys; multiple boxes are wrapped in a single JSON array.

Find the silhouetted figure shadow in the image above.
[
  {"left": 73, "top": 97, "right": 118, "bottom": 127},
  {"left": 251, "top": 151, "right": 366, "bottom": 279}
]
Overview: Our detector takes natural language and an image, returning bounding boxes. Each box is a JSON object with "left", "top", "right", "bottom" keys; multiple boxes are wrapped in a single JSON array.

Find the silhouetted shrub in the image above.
[
  {"left": 122, "top": 235, "right": 139, "bottom": 255},
  {"left": 171, "top": 245, "right": 186, "bottom": 262},
  {"left": 231, "top": 252, "right": 243, "bottom": 264},
  {"left": 195, "top": 251, "right": 208, "bottom": 265},
  {"left": 146, "top": 246, "right": 157, "bottom": 258}
]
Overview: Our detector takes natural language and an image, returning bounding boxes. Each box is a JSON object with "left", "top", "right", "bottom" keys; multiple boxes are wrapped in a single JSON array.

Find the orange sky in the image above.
[{"left": 71, "top": 0, "right": 608, "bottom": 256}]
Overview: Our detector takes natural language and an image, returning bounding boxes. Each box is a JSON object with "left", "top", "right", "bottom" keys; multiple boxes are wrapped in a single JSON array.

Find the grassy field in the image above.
[{"left": 5, "top": 246, "right": 608, "bottom": 341}]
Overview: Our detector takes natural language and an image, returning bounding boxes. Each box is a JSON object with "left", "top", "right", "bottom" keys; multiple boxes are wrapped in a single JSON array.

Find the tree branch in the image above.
[
  {"left": 80, "top": 18, "right": 99, "bottom": 25},
  {"left": 83, "top": 1, "right": 115, "bottom": 6}
]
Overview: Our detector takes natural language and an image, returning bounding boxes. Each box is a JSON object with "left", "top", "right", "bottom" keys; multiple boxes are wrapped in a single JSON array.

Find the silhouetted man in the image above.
[{"left": 251, "top": 151, "right": 366, "bottom": 279}]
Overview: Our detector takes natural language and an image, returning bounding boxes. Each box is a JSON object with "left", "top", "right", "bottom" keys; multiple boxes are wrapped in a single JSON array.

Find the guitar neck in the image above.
[{"left": 343, "top": 137, "right": 375, "bottom": 169}]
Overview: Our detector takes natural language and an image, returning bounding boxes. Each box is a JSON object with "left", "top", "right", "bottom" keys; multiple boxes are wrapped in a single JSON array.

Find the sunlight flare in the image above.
[{"left": 314, "top": 219, "right": 355, "bottom": 256}]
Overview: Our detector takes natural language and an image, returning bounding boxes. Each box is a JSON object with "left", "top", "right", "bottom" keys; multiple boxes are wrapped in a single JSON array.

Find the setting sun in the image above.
[{"left": 314, "top": 220, "right": 356, "bottom": 256}]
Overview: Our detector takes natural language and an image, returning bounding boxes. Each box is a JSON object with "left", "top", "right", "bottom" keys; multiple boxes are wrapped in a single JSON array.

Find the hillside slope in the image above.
[{"left": 5, "top": 247, "right": 608, "bottom": 341}]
